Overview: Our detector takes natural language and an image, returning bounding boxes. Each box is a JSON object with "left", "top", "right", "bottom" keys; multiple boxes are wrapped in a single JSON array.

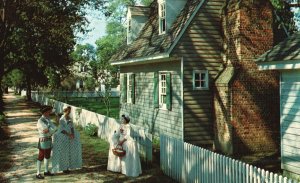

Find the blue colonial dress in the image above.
[{"left": 52, "top": 115, "right": 82, "bottom": 173}]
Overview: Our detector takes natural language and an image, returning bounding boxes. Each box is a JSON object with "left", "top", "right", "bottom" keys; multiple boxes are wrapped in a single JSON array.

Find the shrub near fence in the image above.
[
  {"left": 31, "top": 92, "right": 152, "bottom": 163},
  {"left": 160, "top": 134, "right": 298, "bottom": 183}
]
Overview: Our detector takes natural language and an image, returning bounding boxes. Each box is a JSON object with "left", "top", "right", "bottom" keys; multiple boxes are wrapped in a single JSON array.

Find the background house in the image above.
[
  {"left": 72, "top": 61, "right": 91, "bottom": 90},
  {"left": 257, "top": 32, "right": 300, "bottom": 178},
  {"left": 111, "top": 0, "right": 287, "bottom": 156}
]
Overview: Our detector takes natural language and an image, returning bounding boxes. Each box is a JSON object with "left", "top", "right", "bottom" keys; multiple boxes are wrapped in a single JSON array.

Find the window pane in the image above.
[
  {"left": 200, "top": 81, "right": 206, "bottom": 87},
  {"left": 195, "top": 81, "right": 200, "bottom": 87},
  {"left": 195, "top": 73, "right": 200, "bottom": 80},
  {"left": 162, "top": 19, "right": 166, "bottom": 31},
  {"left": 201, "top": 73, "right": 206, "bottom": 80},
  {"left": 162, "top": 95, "right": 166, "bottom": 104}
]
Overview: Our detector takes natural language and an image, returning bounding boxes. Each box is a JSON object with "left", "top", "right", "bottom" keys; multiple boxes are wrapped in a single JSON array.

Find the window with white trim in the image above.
[
  {"left": 127, "top": 73, "right": 132, "bottom": 103},
  {"left": 159, "top": 1, "right": 166, "bottom": 34},
  {"left": 193, "top": 70, "right": 209, "bottom": 90},
  {"left": 159, "top": 72, "right": 167, "bottom": 109}
]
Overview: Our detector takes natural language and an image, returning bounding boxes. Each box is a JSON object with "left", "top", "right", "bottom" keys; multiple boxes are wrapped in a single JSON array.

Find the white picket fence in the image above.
[
  {"left": 160, "top": 134, "right": 299, "bottom": 183},
  {"left": 31, "top": 92, "right": 152, "bottom": 163},
  {"left": 30, "top": 90, "right": 120, "bottom": 98}
]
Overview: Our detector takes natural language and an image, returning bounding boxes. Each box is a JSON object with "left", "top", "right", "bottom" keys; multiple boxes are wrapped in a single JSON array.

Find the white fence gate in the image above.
[
  {"left": 31, "top": 92, "right": 152, "bottom": 163},
  {"left": 160, "top": 134, "right": 298, "bottom": 183}
]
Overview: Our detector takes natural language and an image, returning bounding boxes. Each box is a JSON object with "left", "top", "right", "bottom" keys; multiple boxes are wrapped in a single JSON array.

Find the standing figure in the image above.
[
  {"left": 36, "top": 106, "right": 57, "bottom": 179},
  {"left": 52, "top": 106, "right": 82, "bottom": 174},
  {"left": 107, "top": 115, "right": 142, "bottom": 177}
]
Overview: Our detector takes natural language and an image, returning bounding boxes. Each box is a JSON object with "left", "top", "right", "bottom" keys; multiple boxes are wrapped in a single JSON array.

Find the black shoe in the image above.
[
  {"left": 36, "top": 174, "right": 44, "bottom": 179},
  {"left": 63, "top": 170, "right": 70, "bottom": 174},
  {"left": 44, "top": 171, "right": 54, "bottom": 176}
]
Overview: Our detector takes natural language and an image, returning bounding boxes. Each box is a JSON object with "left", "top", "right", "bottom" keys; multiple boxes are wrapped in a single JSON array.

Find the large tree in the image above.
[{"left": 0, "top": 0, "right": 105, "bottom": 105}]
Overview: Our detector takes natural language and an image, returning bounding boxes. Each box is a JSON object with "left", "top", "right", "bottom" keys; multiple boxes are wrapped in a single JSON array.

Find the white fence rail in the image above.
[
  {"left": 29, "top": 90, "right": 120, "bottom": 98},
  {"left": 31, "top": 92, "right": 152, "bottom": 163},
  {"left": 160, "top": 134, "right": 298, "bottom": 183}
]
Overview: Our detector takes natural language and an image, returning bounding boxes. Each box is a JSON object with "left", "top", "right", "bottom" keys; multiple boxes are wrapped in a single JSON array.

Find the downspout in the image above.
[{"left": 181, "top": 57, "right": 184, "bottom": 140}]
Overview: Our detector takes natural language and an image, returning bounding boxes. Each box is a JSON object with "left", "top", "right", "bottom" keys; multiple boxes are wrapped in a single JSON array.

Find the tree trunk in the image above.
[
  {"left": 26, "top": 75, "right": 32, "bottom": 101},
  {"left": 0, "top": 51, "right": 4, "bottom": 112},
  {"left": 0, "top": 79, "right": 3, "bottom": 112}
]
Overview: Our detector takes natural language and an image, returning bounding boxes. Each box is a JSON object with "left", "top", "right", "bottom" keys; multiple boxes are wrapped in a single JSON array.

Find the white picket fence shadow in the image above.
[
  {"left": 31, "top": 93, "right": 152, "bottom": 163},
  {"left": 160, "top": 134, "right": 298, "bottom": 183}
]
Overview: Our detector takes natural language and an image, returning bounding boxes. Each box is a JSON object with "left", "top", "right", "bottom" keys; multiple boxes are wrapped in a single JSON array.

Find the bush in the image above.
[
  {"left": 153, "top": 137, "right": 160, "bottom": 148},
  {"left": 0, "top": 114, "right": 5, "bottom": 126},
  {"left": 84, "top": 123, "right": 98, "bottom": 137}
]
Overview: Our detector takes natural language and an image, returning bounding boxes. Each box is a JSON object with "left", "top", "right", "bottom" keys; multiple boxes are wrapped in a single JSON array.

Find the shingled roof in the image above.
[
  {"left": 110, "top": 0, "right": 202, "bottom": 64},
  {"left": 256, "top": 31, "right": 300, "bottom": 63}
]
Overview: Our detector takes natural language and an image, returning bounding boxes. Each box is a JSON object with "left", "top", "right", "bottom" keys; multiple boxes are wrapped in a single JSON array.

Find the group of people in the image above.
[
  {"left": 36, "top": 105, "right": 142, "bottom": 179},
  {"left": 36, "top": 106, "right": 82, "bottom": 179}
]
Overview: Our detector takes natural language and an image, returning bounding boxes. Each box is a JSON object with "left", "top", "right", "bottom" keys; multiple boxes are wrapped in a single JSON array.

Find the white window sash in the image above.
[
  {"left": 159, "top": 72, "right": 167, "bottom": 109},
  {"left": 193, "top": 70, "right": 209, "bottom": 90},
  {"left": 159, "top": 2, "right": 166, "bottom": 34}
]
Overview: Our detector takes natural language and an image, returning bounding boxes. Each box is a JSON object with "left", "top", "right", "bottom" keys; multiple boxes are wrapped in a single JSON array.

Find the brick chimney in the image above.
[{"left": 214, "top": 0, "right": 280, "bottom": 155}]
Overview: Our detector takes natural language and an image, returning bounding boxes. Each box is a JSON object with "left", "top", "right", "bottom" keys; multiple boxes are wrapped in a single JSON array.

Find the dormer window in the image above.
[{"left": 159, "top": 1, "right": 166, "bottom": 34}]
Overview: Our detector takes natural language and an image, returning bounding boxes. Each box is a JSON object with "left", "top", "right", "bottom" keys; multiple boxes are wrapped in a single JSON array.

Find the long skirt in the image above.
[
  {"left": 120, "top": 139, "right": 142, "bottom": 177},
  {"left": 52, "top": 131, "right": 82, "bottom": 173}
]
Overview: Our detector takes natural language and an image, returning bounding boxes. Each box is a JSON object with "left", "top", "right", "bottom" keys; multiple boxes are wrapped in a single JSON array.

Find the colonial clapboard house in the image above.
[
  {"left": 111, "top": 0, "right": 287, "bottom": 155},
  {"left": 257, "top": 32, "right": 300, "bottom": 178}
]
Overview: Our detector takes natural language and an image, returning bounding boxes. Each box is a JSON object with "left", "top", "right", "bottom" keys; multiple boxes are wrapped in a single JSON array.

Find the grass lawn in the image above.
[
  {"left": 57, "top": 97, "right": 120, "bottom": 119},
  {"left": 77, "top": 126, "right": 109, "bottom": 168}
]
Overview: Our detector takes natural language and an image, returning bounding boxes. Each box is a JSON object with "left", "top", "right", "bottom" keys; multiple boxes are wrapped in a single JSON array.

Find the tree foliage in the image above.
[
  {"left": 270, "top": 0, "right": 299, "bottom": 33},
  {"left": 0, "top": 0, "right": 105, "bottom": 103}
]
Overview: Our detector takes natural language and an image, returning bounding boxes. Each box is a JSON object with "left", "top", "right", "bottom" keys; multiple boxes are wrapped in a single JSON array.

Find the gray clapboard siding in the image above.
[
  {"left": 281, "top": 70, "right": 300, "bottom": 175},
  {"left": 170, "top": 0, "right": 224, "bottom": 146},
  {"left": 120, "top": 61, "right": 183, "bottom": 139}
]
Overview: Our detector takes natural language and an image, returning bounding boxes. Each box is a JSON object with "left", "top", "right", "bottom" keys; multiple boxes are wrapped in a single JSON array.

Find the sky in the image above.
[{"left": 76, "top": 11, "right": 107, "bottom": 47}]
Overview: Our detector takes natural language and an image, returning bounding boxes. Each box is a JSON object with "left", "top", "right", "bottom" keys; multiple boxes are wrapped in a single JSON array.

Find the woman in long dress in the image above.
[
  {"left": 107, "top": 115, "right": 142, "bottom": 177},
  {"left": 52, "top": 106, "right": 82, "bottom": 173}
]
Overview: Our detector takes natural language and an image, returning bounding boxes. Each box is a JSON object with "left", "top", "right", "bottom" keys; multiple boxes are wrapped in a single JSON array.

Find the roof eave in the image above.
[
  {"left": 111, "top": 53, "right": 170, "bottom": 66},
  {"left": 257, "top": 59, "right": 300, "bottom": 70}
]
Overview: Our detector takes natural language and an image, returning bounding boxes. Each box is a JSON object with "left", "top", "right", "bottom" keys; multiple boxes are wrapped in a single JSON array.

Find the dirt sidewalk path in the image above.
[{"left": 0, "top": 93, "right": 174, "bottom": 183}]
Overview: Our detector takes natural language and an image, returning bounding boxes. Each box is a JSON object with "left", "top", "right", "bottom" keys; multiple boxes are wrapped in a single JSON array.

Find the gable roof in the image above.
[
  {"left": 256, "top": 31, "right": 300, "bottom": 63},
  {"left": 110, "top": 0, "right": 203, "bottom": 65}
]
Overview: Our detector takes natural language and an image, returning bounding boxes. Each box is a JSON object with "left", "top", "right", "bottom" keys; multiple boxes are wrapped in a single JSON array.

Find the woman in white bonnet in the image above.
[
  {"left": 107, "top": 114, "right": 142, "bottom": 177},
  {"left": 52, "top": 106, "right": 82, "bottom": 174}
]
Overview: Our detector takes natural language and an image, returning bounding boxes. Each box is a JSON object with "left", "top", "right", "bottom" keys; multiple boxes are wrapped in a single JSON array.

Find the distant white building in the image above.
[{"left": 72, "top": 61, "right": 91, "bottom": 90}]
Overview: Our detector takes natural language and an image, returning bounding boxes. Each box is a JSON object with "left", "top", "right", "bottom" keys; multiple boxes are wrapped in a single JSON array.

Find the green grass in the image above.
[
  {"left": 77, "top": 126, "right": 109, "bottom": 167},
  {"left": 56, "top": 97, "right": 120, "bottom": 119}
]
